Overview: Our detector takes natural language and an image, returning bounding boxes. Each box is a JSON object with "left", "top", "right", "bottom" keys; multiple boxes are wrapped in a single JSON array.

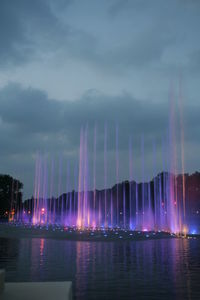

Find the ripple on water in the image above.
[{"left": 0, "top": 238, "right": 200, "bottom": 300}]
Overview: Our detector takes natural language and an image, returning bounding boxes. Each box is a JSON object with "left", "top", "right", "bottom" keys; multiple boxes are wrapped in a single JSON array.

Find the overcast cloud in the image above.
[{"left": 0, "top": 0, "right": 199, "bottom": 198}]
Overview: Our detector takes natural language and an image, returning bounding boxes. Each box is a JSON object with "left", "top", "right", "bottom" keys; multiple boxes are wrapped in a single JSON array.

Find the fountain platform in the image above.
[
  {"left": 0, "top": 223, "right": 178, "bottom": 242},
  {"left": 0, "top": 270, "right": 72, "bottom": 300}
]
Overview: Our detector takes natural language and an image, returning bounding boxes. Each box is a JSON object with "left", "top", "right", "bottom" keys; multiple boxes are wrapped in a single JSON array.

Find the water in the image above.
[
  {"left": 1, "top": 237, "right": 200, "bottom": 300},
  {"left": 16, "top": 103, "right": 188, "bottom": 234}
]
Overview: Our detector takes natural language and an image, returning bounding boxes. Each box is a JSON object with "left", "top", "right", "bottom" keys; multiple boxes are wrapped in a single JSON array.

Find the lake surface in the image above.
[{"left": 0, "top": 237, "right": 200, "bottom": 300}]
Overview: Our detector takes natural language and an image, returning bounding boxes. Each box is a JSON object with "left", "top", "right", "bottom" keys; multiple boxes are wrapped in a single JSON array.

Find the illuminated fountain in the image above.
[
  {"left": 22, "top": 155, "right": 185, "bottom": 233},
  {"left": 20, "top": 121, "right": 186, "bottom": 234},
  {"left": 12, "top": 84, "right": 190, "bottom": 234}
]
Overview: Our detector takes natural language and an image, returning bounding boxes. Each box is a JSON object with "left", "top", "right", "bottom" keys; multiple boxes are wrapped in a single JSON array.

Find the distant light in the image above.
[
  {"left": 191, "top": 230, "right": 196, "bottom": 235},
  {"left": 183, "top": 225, "right": 188, "bottom": 236}
]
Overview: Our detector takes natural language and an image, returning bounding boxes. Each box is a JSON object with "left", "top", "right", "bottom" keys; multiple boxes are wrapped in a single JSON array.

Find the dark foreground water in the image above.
[{"left": 0, "top": 237, "right": 200, "bottom": 300}]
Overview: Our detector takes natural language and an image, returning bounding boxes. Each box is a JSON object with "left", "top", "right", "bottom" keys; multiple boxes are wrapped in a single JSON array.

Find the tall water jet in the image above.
[
  {"left": 178, "top": 77, "right": 186, "bottom": 223},
  {"left": 104, "top": 123, "right": 107, "bottom": 227},
  {"left": 49, "top": 158, "right": 54, "bottom": 224},
  {"left": 115, "top": 124, "right": 119, "bottom": 227},
  {"left": 129, "top": 136, "right": 133, "bottom": 229},
  {"left": 77, "top": 127, "right": 84, "bottom": 228},
  {"left": 93, "top": 124, "right": 97, "bottom": 228},
  {"left": 141, "top": 136, "right": 145, "bottom": 230},
  {"left": 153, "top": 141, "right": 157, "bottom": 230},
  {"left": 168, "top": 85, "right": 179, "bottom": 233}
]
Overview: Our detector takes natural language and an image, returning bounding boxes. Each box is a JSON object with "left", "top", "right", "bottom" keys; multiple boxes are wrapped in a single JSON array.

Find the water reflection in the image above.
[{"left": 0, "top": 237, "right": 200, "bottom": 300}]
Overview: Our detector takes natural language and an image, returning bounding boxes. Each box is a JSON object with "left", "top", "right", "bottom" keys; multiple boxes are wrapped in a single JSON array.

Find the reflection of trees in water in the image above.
[
  {"left": 75, "top": 239, "right": 196, "bottom": 300},
  {"left": 0, "top": 237, "right": 20, "bottom": 260},
  {"left": 0, "top": 238, "right": 199, "bottom": 299},
  {"left": 0, "top": 238, "right": 20, "bottom": 278}
]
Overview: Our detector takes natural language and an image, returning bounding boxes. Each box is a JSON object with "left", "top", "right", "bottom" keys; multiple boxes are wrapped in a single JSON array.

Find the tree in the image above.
[{"left": 0, "top": 174, "right": 23, "bottom": 218}]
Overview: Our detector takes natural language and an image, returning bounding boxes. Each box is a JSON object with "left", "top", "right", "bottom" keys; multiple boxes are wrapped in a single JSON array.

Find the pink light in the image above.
[{"left": 92, "top": 221, "right": 96, "bottom": 229}]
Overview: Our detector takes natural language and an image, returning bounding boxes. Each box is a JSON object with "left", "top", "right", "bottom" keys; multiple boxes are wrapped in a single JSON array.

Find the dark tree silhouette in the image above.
[{"left": 0, "top": 174, "right": 23, "bottom": 218}]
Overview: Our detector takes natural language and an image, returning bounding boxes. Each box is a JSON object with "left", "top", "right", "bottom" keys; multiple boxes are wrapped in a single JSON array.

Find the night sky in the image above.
[{"left": 0, "top": 0, "right": 199, "bottom": 198}]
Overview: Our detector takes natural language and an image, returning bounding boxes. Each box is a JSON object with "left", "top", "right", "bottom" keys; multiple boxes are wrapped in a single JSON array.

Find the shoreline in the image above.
[
  {"left": 0, "top": 223, "right": 198, "bottom": 242},
  {"left": 0, "top": 223, "right": 178, "bottom": 242}
]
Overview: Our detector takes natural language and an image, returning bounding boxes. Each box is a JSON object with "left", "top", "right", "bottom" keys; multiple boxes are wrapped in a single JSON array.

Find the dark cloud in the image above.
[
  {"left": 0, "top": 83, "right": 199, "bottom": 197},
  {"left": 98, "top": 30, "right": 173, "bottom": 70},
  {"left": 0, "top": 1, "right": 31, "bottom": 66},
  {"left": 0, "top": 83, "right": 168, "bottom": 148},
  {"left": 186, "top": 49, "right": 200, "bottom": 74},
  {"left": 0, "top": 0, "right": 179, "bottom": 72},
  {"left": 108, "top": 0, "right": 200, "bottom": 16},
  {"left": 0, "top": 1, "right": 199, "bottom": 198},
  {"left": 0, "top": 0, "right": 71, "bottom": 67},
  {"left": 0, "top": 83, "right": 63, "bottom": 133},
  {"left": 0, "top": 0, "right": 199, "bottom": 75},
  {"left": 108, "top": 0, "right": 150, "bottom": 17}
]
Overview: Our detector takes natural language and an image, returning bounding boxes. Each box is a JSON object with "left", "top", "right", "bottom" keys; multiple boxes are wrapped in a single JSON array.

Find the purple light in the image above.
[{"left": 15, "top": 118, "right": 189, "bottom": 236}]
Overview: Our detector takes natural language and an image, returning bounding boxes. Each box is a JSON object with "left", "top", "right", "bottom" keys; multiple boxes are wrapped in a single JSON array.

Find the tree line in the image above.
[{"left": 0, "top": 174, "right": 23, "bottom": 219}]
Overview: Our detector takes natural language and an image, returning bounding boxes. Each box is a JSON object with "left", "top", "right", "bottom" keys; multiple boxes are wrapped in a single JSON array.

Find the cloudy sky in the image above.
[{"left": 0, "top": 0, "right": 199, "bottom": 199}]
